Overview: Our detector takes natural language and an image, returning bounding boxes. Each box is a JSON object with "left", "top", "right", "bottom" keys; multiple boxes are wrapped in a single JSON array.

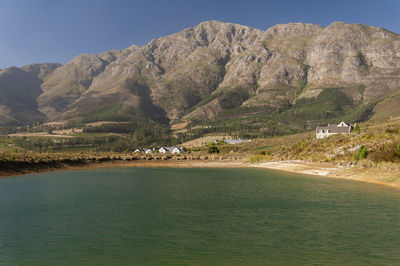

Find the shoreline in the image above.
[
  {"left": 252, "top": 160, "right": 400, "bottom": 189},
  {"left": 1, "top": 159, "right": 399, "bottom": 189},
  {"left": 0, "top": 159, "right": 248, "bottom": 178}
]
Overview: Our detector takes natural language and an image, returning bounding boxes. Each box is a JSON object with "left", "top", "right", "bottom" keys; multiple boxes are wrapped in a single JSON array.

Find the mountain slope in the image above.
[
  {"left": 38, "top": 50, "right": 122, "bottom": 119},
  {"left": 0, "top": 63, "right": 60, "bottom": 125},
  {"left": 0, "top": 20, "right": 399, "bottom": 130}
]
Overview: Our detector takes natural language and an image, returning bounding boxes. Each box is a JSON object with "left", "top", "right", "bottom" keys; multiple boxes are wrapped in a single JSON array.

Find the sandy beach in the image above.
[
  {"left": 123, "top": 159, "right": 400, "bottom": 189},
  {"left": 253, "top": 160, "right": 400, "bottom": 189}
]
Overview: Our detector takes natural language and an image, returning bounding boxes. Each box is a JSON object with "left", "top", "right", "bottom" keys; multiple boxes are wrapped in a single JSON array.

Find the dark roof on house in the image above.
[
  {"left": 316, "top": 126, "right": 352, "bottom": 133},
  {"left": 160, "top": 147, "right": 175, "bottom": 152}
]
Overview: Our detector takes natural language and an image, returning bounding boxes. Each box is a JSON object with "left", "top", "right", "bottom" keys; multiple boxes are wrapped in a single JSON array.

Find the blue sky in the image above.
[{"left": 0, "top": 0, "right": 399, "bottom": 69}]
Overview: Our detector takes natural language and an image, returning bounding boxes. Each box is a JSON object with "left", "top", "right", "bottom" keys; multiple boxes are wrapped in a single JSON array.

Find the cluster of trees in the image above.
[
  {"left": 218, "top": 87, "right": 250, "bottom": 109},
  {"left": 84, "top": 123, "right": 133, "bottom": 134},
  {"left": 12, "top": 137, "right": 95, "bottom": 153},
  {"left": 187, "top": 87, "right": 373, "bottom": 139},
  {"left": 10, "top": 121, "right": 182, "bottom": 153},
  {"left": 2, "top": 86, "right": 376, "bottom": 153},
  {"left": 0, "top": 126, "right": 18, "bottom": 135}
]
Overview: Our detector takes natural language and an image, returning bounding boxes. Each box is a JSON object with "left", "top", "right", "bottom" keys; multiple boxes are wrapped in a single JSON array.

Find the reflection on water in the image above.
[{"left": 0, "top": 167, "right": 399, "bottom": 265}]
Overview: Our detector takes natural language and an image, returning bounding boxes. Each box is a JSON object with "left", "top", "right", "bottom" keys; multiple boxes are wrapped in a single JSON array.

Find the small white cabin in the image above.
[
  {"left": 172, "top": 147, "right": 185, "bottom": 154},
  {"left": 224, "top": 139, "right": 252, "bottom": 145},
  {"left": 159, "top": 147, "right": 174, "bottom": 154}
]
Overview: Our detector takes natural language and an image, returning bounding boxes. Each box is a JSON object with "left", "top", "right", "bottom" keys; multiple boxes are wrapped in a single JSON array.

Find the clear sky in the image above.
[{"left": 0, "top": 0, "right": 399, "bottom": 69}]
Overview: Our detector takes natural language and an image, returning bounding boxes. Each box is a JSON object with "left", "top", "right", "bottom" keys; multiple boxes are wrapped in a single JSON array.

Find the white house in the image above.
[
  {"left": 144, "top": 149, "right": 153, "bottom": 154},
  {"left": 316, "top": 121, "right": 355, "bottom": 139},
  {"left": 159, "top": 147, "right": 185, "bottom": 154},
  {"left": 158, "top": 147, "right": 174, "bottom": 154},
  {"left": 172, "top": 147, "right": 185, "bottom": 154},
  {"left": 224, "top": 139, "right": 252, "bottom": 144},
  {"left": 134, "top": 148, "right": 145, "bottom": 153}
]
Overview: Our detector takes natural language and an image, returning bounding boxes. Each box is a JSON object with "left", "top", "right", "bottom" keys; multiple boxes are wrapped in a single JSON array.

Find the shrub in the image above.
[
  {"left": 208, "top": 146, "right": 220, "bottom": 154},
  {"left": 354, "top": 123, "right": 360, "bottom": 134},
  {"left": 248, "top": 154, "right": 268, "bottom": 163},
  {"left": 357, "top": 51, "right": 368, "bottom": 67},
  {"left": 369, "top": 142, "right": 400, "bottom": 162},
  {"left": 354, "top": 145, "right": 368, "bottom": 160}
]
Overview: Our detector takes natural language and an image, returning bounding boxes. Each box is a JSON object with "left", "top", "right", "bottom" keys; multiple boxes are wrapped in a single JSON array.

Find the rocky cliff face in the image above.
[
  {"left": 304, "top": 22, "right": 400, "bottom": 102},
  {"left": 0, "top": 20, "right": 399, "bottom": 125}
]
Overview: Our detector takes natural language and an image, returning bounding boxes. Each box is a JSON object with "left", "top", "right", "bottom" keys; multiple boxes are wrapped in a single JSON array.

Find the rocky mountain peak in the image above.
[
  {"left": 320, "top": 22, "right": 373, "bottom": 40},
  {"left": 0, "top": 20, "right": 399, "bottom": 126},
  {"left": 265, "top": 22, "right": 323, "bottom": 38},
  {"left": 193, "top": 20, "right": 266, "bottom": 47},
  {"left": 20, "top": 63, "right": 62, "bottom": 79}
]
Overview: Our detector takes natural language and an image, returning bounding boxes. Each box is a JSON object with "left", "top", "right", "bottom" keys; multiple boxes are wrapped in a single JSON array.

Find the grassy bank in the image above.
[
  {"left": 244, "top": 119, "right": 400, "bottom": 187},
  {"left": 1, "top": 116, "right": 400, "bottom": 186}
]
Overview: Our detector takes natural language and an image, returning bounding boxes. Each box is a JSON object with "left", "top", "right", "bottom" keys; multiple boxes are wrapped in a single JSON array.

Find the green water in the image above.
[{"left": 0, "top": 167, "right": 399, "bottom": 265}]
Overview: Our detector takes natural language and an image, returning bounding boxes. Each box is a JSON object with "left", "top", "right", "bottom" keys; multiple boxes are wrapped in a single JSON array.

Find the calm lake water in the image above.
[{"left": 0, "top": 167, "right": 400, "bottom": 265}]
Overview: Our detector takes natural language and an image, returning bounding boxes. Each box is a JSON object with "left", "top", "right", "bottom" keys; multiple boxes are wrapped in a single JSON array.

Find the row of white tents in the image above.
[{"left": 134, "top": 147, "right": 185, "bottom": 154}]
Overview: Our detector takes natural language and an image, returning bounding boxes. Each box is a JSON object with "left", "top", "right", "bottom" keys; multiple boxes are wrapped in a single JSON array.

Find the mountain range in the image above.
[{"left": 1, "top": 20, "right": 399, "bottom": 131}]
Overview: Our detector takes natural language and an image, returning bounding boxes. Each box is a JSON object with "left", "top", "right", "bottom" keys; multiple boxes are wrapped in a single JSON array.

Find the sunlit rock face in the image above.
[{"left": 0, "top": 20, "right": 399, "bottom": 124}]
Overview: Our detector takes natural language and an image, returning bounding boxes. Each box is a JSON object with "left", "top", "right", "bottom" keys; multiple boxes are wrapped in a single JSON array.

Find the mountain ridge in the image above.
[{"left": 0, "top": 20, "right": 399, "bottom": 132}]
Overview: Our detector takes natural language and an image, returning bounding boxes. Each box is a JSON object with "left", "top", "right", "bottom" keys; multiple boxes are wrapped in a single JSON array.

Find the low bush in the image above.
[
  {"left": 248, "top": 154, "right": 269, "bottom": 163},
  {"left": 208, "top": 146, "right": 220, "bottom": 154},
  {"left": 354, "top": 145, "right": 368, "bottom": 160}
]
